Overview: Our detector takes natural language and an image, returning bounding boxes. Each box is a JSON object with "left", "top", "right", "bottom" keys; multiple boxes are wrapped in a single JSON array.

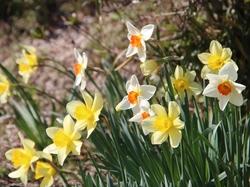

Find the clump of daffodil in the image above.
[
  {"left": 16, "top": 45, "right": 38, "bottom": 83},
  {"left": 66, "top": 91, "right": 103, "bottom": 138},
  {"left": 0, "top": 73, "right": 10, "bottom": 103},
  {"left": 142, "top": 102, "right": 184, "bottom": 147},
  {"left": 5, "top": 134, "right": 40, "bottom": 185},
  {"left": 35, "top": 160, "right": 56, "bottom": 187},
  {"left": 198, "top": 40, "right": 238, "bottom": 78},
  {"left": 43, "top": 115, "right": 82, "bottom": 166},
  {"left": 171, "top": 65, "right": 202, "bottom": 99}
]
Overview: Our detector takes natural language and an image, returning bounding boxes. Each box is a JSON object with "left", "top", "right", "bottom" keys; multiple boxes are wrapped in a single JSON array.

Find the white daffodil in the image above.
[
  {"left": 126, "top": 21, "right": 154, "bottom": 62},
  {"left": 115, "top": 75, "right": 156, "bottom": 111},
  {"left": 203, "top": 62, "right": 246, "bottom": 111},
  {"left": 197, "top": 40, "right": 238, "bottom": 78},
  {"left": 43, "top": 115, "right": 82, "bottom": 166},
  {"left": 129, "top": 100, "right": 155, "bottom": 135},
  {"left": 73, "top": 48, "right": 88, "bottom": 90}
]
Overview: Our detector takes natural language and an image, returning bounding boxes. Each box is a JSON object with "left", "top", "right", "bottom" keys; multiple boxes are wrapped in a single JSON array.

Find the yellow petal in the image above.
[
  {"left": 66, "top": 101, "right": 85, "bottom": 120},
  {"left": 81, "top": 91, "right": 93, "bottom": 108},
  {"left": 197, "top": 52, "right": 210, "bottom": 64},
  {"left": 40, "top": 177, "right": 54, "bottom": 187},
  {"left": 87, "top": 123, "right": 97, "bottom": 138},
  {"left": 151, "top": 131, "right": 168, "bottom": 145},
  {"left": 75, "top": 121, "right": 87, "bottom": 131},
  {"left": 46, "top": 127, "right": 60, "bottom": 139},
  {"left": 169, "top": 128, "right": 182, "bottom": 148},
  {"left": 57, "top": 148, "right": 70, "bottom": 166},
  {"left": 63, "top": 115, "right": 74, "bottom": 135},
  {"left": 168, "top": 101, "right": 180, "bottom": 119},
  {"left": 209, "top": 40, "right": 222, "bottom": 55},
  {"left": 174, "top": 65, "right": 183, "bottom": 79},
  {"left": 92, "top": 92, "right": 103, "bottom": 112},
  {"left": 72, "top": 141, "right": 82, "bottom": 155},
  {"left": 151, "top": 104, "right": 166, "bottom": 116}
]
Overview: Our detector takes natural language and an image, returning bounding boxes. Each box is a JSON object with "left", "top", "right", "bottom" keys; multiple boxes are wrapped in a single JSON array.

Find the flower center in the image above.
[
  {"left": 11, "top": 149, "right": 32, "bottom": 168},
  {"left": 207, "top": 55, "right": 224, "bottom": 71},
  {"left": 128, "top": 91, "right": 139, "bottom": 104},
  {"left": 173, "top": 79, "right": 189, "bottom": 93},
  {"left": 141, "top": 111, "right": 150, "bottom": 120},
  {"left": 217, "top": 81, "right": 232, "bottom": 96},
  {"left": 53, "top": 129, "right": 72, "bottom": 148},
  {"left": 73, "top": 63, "right": 82, "bottom": 76},
  {"left": 153, "top": 116, "right": 173, "bottom": 132},
  {"left": 130, "top": 35, "right": 142, "bottom": 47}
]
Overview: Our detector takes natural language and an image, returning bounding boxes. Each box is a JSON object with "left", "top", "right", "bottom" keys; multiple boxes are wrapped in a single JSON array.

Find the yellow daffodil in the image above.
[
  {"left": 115, "top": 75, "right": 156, "bottom": 111},
  {"left": 73, "top": 48, "right": 88, "bottom": 90},
  {"left": 0, "top": 74, "right": 10, "bottom": 103},
  {"left": 203, "top": 62, "right": 246, "bottom": 111},
  {"left": 43, "top": 115, "right": 82, "bottom": 166},
  {"left": 66, "top": 91, "right": 103, "bottom": 138},
  {"left": 197, "top": 40, "right": 238, "bottom": 78},
  {"left": 171, "top": 65, "right": 202, "bottom": 98},
  {"left": 5, "top": 135, "right": 40, "bottom": 185},
  {"left": 142, "top": 102, "right": 184, "bottom": 147},
  {"left": 126, "top": 21, "right": 154, "bottom": 62},
  {"left": 16, "top": 45, "right": 38, "bottom": 83},
  {"left": 35, "top": 161, "right": 56, "bottom": 187},
  {"left": 140, "top": 60, "right": 160, "bottom": 76}
]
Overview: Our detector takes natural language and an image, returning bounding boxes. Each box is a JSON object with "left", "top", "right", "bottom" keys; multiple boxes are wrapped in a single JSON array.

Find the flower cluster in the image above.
[{"left": 2, "top": 20, "right": 247, "bottom": 187}]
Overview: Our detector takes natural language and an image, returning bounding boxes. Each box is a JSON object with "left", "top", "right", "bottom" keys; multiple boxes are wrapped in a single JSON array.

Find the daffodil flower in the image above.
[
  {"left": 126, "top": 21, "right": 154, "bottom": 62},
  {"left": 35, "top": 161, "right": 56, "bottom": 187},
  {"left": 198, "top": 40, "right": 238, "bottom": 78},
  {"left": 115, "top": 74, "right": 156, "bottom": 111},
  {"left": 129, "top": 100, "right": 154, "bottom": 135},
  {"left": 43, "top": 115, "right": 82, "bottom": 166},
  {"left": 66, "top": 91, "right": 103, "bottom": 138},
  {"left": 171, "top": 65, "right": 202, "bottom": 98},
  {"left": 203, "top": 62, "right": 246, "bottom": 111},
  {"left": 5, "top": 135, "right": 40, "bottom": 185},
  {"left": 0, "top": 74, "right": 10, "bottom": 103},
  {"left": 142, "top": 102, "right": 184, "bottom": 147},
  {"left": 16, "top": 45, "right": 38, "bottom": 83},
  {"left": 73, "top": 48, "right": 88, "bottom": 90}
]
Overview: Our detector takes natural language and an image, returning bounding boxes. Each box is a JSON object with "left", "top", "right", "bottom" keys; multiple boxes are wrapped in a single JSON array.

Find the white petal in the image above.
[
  {"left": 74, "top": 48, "right": 82, "bottom": 63},
  {"left": 137, "top": 45, "right": 146, "bottom": 62},
  {"left": 151, "top": 131, "right": 168, "bottom": 145},
  {"left": 87, "top": 123, "right": 97, "bottom": 138},
  {"left": 219, "top": 62, "right": 238, "bottom": 81},
  {"left": 129, "top": 113, "right": 142, "bottom": 123},
  {"left": 72, "top": 141, "right": 82, "bottom": 155},
  {"left": 203, "top": 84, "right": 218, "bottom": 98},
  {"left": 126, "top": 74, "right": 140, "bottom": 93},
  {"left": 232, "top": 82, "right": 246, "bottom": 93},
  {"left": 75, "top": 75, "right": 82, "bottom": 86},
  {"left": 139, "top": 100, "right": 150, "bottom": 111},
  {"left": 82, "top": 52, "right": 88, "bottom": 69},
  {"left": 126, "top": 21, "right": 140, "bottom": 35},
  {"left": 229, "top": 91, "right": 244, "bottom": 107},
  {"left": 201, "top": 65, "right": 211, "bottom": 79},
  {"left": 80, "top": 78, "right": 87, "bottom": 91},
  {"left": 151, "top": 104, "right": 166, "bottom": 116},
  {"left": 115, "top": 96, "right": 133, "bottom": 111},
  {"left": 218, "top": 95, "right": 230, "bottom": 111},
  {"left": 126, "top": 45, "right": 137, "bottom": 57},
  {"left": 209, "top": 40, "right": 222, "bottom": 55},
  {"left": 169, "top": 129, "right": 182, "bottom": 148},
  {"left": 141, "top": 24, "right": 154, "bottom": 41},
  {"left": 140, "top": 85, "right": 156, "bottom": 100}
]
